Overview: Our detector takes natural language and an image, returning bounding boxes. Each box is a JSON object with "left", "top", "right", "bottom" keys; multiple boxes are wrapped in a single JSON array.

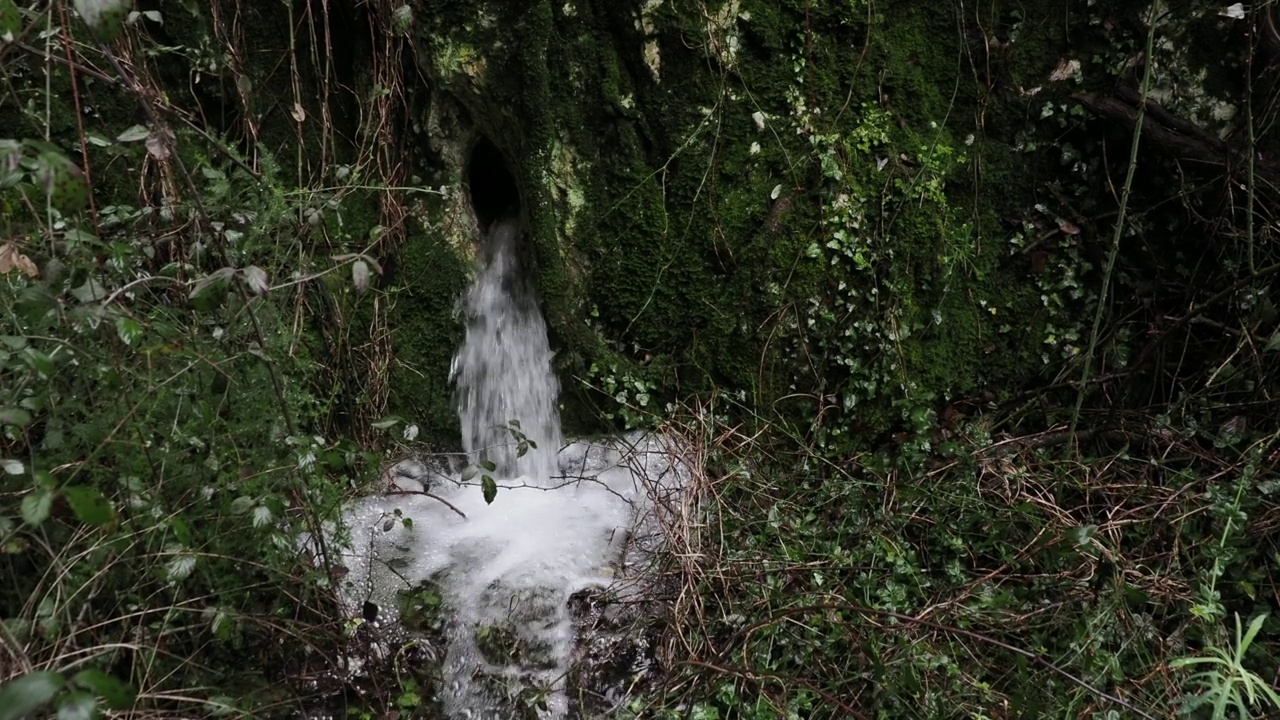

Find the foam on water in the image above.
[{"left": 336, "top": 217, "right": 685, "bottom": 718}]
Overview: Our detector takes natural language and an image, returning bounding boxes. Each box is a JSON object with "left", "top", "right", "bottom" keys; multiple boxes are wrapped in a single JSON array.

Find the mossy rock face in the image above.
[{"left": 391, "top": 0, "right": 1049, "bottom": 442}]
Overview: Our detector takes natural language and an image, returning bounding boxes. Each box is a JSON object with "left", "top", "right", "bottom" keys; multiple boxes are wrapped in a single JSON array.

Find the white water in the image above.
[
  {"left": 337, "top": 218, "right": 685, "bottom": 718},
  {"left": 450, "top": 219, "right": 562, "bottom": 482}
]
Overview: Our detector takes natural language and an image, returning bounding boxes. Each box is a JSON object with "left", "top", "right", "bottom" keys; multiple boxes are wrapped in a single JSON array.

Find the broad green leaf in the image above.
[
  {"left": 14, "top": 285, "right": 58, "bottom": 324},
  {"left": 21, "top": 348, "right": 55, "bottom": 377},
  {"left": 115, "top": 316, "right": 142, "bottom": 346},
  {"left": 70, "top": 277, "right": 107, "bottom": 303},
  {"left": 0, "top": 407, "right": 33, "bottom": 427},
  {"left": 460, "top": 465, "right": 478, "bottom": 482},
  {"left": 250, "top": 505, "right": 273, "bottom": 528},
  {"left": 188, "top": 267, "right": 236, "bottom": 300},
  {"left": 20, "top": 487, "right": 54, "bottom": 525},
  {"left": 165, "top": 552, "right": 196, "bottom": 582},
  {"left": 481, "top": 475, "right": 497, "bottom": 505},
  {"left": 55, "top": 691, "right": 95, "bottom": 720},
  {"left": 0, "top": 0, "right": 20, "bottom": 44},
  {"left": 70, "top": 669, "right": 133, "bottom": 709},
  {"left": 1, "top": 458, "right": 23, "bottom": 475},
  {"left": 115, "top": 125, "right": 150, "bottom": 143},
  {"left": 479, "top": 459, "right": 496, "bottom": 472},
  {"left": 0, "top": 671, "right": 65, "bottom": 720},
  {"left": 62, "top": 485, "right": 114, "bottom": 526},
  {"left": 370, "top": 416, "right": 401, "bottom": 430}
]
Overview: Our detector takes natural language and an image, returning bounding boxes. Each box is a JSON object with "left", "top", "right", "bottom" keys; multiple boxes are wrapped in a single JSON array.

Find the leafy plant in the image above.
[{"left": 1172, "top": 614, "right": 1280, "bottom": 719}]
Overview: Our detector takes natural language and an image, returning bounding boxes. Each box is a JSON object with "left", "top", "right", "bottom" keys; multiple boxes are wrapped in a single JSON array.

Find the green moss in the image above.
[{"left": 385, "top": 221, "right": 468, "bottom": 447}]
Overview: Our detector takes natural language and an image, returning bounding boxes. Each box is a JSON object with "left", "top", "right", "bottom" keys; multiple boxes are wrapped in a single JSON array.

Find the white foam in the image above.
[
  {"left": 339, "top": 434, "right": 685, "bottom": 718},
  {"left": 333, "top": 217, "right": 685, "bottom": 718}
]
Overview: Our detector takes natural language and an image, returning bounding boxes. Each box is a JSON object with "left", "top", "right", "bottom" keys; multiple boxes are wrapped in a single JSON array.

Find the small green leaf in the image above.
[
  {"left": 1, "top": 458, "right": 23, "bottom": 475},
  {"left": 62, "top": 485, "right": 114, "bottom": 526},
  {"left": 460, "top": 465, "right": 479, "bottom": 482},
  {"left": 370, "top": 416, "right": 401, "bottom": 430},
  {"left": 479, "top": 459, "right": 497, "bottom": 472},
  {"left": 71, "top": 669, "right": 134, "bottom": 709},
  {"left": 481, "top": 475, "right": 497, "bottom": 505},
  {"left": 20, "top": 487, "right": 54, "bottom": 525},
  {"left": 0, "top": 671, "right": 65, "bottom": 719}
]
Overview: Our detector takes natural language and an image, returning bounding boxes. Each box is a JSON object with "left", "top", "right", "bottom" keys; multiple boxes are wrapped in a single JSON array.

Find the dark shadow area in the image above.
[{"left": 466, "top": 136, "right": 521, "bottom": 231}]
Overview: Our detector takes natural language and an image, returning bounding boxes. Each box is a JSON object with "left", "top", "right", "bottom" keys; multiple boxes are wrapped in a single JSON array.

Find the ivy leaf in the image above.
[
  {"left": 20, "top": 487, "right": 54, "bottom": 525},
  {"left": 70, "top": 669, "right": 134, "bottom": 709},
  {"left": 0, "top": 671, "right": 65, "bottom": 719},
  {"left": 63, "top": 485, "right": 114, "bottom": 526},
  {"left": 481, "top": 475, "right": 497, "bottom": 505}
]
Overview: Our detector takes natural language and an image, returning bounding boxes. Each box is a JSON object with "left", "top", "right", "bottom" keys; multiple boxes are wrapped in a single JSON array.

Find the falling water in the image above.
[
  {"left": 335, "top": 216, "right": 686, "bottom": 719},
  {"left": 450, "top": 218, "right": 562, "bottom": 482}
]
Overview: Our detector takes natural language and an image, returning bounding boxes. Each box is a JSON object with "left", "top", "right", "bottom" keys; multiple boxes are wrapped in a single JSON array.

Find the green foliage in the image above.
[
  {"left": 0, "top": 1, "right": 426, "bottom": 716},
  {"left": 1173, "top": 614, "right": 1280, "bottom": 719}
]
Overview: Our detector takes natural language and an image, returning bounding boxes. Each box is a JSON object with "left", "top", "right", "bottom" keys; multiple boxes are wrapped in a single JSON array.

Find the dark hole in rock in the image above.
[{"left": 466, "top": 136, "right": 520, "bottom": 231}]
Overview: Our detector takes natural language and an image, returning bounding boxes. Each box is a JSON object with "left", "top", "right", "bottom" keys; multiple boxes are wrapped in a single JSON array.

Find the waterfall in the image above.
[
  {"left": 451, "top": 217, "right": 562, "bottom": 483},
  {"left": 334, "top": 216, "right": 687, "bottom": 720}
]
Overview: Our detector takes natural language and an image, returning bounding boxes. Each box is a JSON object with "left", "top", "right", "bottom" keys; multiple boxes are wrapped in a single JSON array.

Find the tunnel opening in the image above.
[{"left": 466, "top": 136, "right": 521, "bottom": 232}]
